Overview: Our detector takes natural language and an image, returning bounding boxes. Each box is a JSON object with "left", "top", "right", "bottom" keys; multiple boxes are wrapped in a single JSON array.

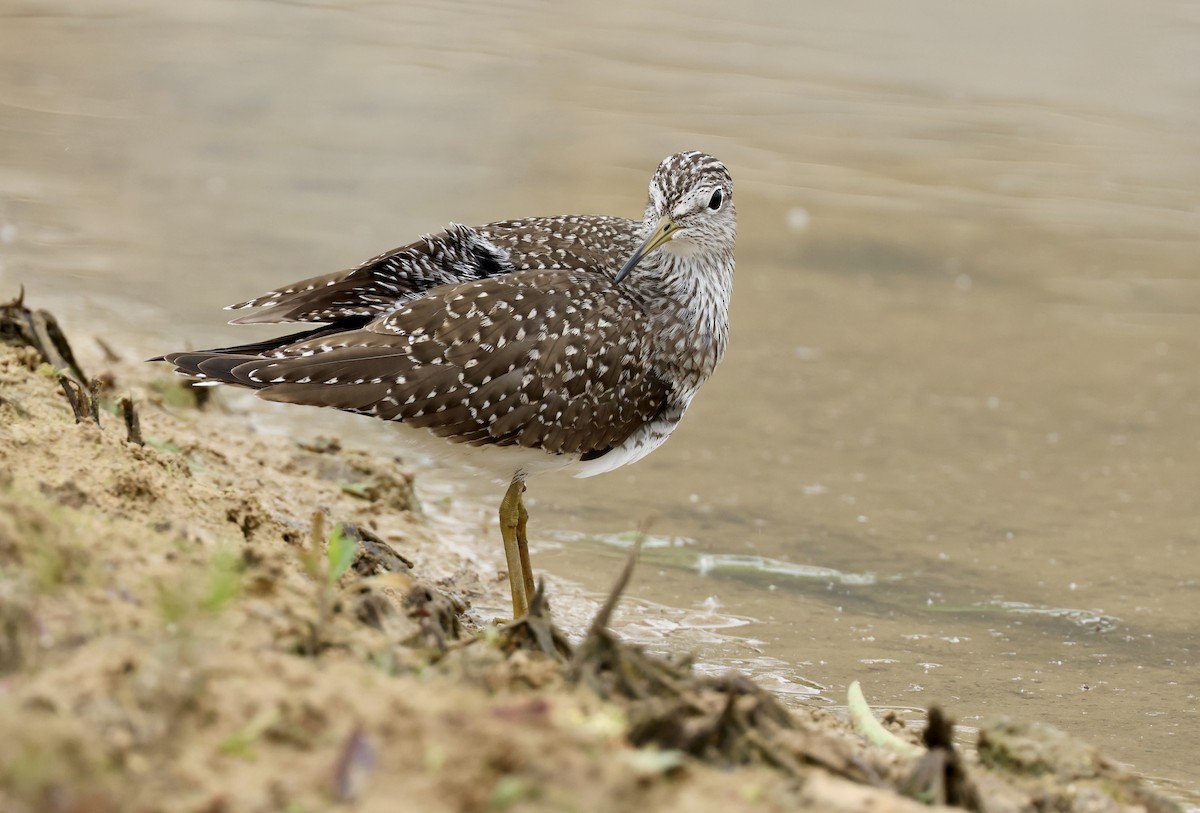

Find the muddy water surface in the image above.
[{"left": 2, "top": 0, "right": 1198, "bottom": 801}]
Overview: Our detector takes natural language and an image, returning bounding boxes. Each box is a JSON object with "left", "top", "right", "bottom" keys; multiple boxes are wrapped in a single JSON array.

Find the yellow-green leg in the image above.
[
  {"left": 500, "top": 478, "right": 531, "bottom": 618},
  {"left": 515, "top": 488, "right": 535, "bottom": 603}
]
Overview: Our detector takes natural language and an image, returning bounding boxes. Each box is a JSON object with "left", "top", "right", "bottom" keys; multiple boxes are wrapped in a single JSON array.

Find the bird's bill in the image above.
[{"left": 615, "top": 216, "right": 677, "bottom": 283}]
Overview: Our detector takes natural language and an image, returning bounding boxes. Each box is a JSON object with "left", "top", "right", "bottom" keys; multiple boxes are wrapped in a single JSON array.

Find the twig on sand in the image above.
[{"left": 121, "top": 395, "right": 144, "bottom": 446}]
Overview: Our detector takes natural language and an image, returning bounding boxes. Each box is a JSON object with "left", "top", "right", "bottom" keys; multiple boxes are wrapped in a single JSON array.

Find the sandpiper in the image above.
[{"left": 160, "top": 151, "right": 736, "bottom": 617}]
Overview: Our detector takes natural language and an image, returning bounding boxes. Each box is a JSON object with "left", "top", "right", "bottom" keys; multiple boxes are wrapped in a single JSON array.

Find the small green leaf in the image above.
[
  {"left": 327, "top": 524, "right": 357, "bottom": 585},
  {"left": 218, "top": 707, "right": 279, "bottom": 759},
  {"left": 145, "top": 437, "right": 182, "bottom": 455},
  {"left": 847, "top": 680, "right": 923, "bottom": 759},
  {"left": 201, "top": 548, "right": 242, "bottom": 614},
  {"left": 336, "top": 478, "right": 375, "bottom": 499},
  {"left": 489, "top": 776, "right": 530, "bottom": 810}
]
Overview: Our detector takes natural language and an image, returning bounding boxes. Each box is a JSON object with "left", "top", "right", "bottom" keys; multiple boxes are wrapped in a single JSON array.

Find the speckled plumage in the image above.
[
  {"left": 164, "top": 151, "right": 737, "bottom": 480},
  {"left": 178, "top": 269, "right": 667, "bottom": 460}
]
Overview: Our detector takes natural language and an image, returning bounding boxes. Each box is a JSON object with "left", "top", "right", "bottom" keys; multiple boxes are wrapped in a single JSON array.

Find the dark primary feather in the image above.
[
  {"left": 166, "top": 269, "right": 670, "bottom": 458},
  {"left": 226, "top": 216, "right": 641, "bottom": 327}
]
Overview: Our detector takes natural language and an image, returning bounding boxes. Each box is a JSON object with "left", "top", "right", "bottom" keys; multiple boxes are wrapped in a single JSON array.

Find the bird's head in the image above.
[{"left": 616, "top": 151, "right": 736, "bottom": 283}]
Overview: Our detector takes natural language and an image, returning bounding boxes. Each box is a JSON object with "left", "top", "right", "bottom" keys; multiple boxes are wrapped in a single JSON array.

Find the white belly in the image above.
[
  {"left": 388, "top": 406, "right": 685, "bottom": 483},
  {"left": 571, "top": 417, "right": 681, "bottom": 479}
]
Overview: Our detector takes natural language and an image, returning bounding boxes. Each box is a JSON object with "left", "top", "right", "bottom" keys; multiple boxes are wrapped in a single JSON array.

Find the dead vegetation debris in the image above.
[
  {"left": 1, "top": 286, "right": 87, "bottom": 383},
  {"left": 3, "top": 288, "right": 146, "bottom": 444},
  {"left": 899, "top": 707, "right": 979, "bottom": 808},
  {"left": 498, "top": 541, "right": 880, "bottom": 787}
]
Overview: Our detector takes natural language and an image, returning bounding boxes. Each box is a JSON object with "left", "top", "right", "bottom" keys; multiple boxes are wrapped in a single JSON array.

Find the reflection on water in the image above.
[{"left": 2, "top": 0, "right": 1198, "bottom": 801}]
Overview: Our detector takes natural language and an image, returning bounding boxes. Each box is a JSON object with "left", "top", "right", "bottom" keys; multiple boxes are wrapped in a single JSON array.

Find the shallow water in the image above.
[{"left": 2, "top": 0, "right": 1198, "bottom": 801}]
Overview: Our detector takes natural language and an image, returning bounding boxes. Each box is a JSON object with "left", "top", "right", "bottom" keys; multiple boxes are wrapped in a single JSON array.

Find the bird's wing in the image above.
[
  {"left": 175, "top": 269, "right": 669, "bottom": 457},
  {"left": 225, "top": 223, "right": 515, "bottom": 325},
  {"left": 224, "top": 216, "right": 641, "bottom": 327}
]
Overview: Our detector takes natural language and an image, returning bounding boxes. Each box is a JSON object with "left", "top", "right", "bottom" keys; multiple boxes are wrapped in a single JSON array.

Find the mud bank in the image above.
[{"left": 0, "top": 297, "right": 1182, "bottom": 813}]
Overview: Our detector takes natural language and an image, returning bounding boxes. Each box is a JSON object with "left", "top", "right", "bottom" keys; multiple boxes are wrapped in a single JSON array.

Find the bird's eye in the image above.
[{"left": 708, "top": 190, "right": 723, "bottom": 210}]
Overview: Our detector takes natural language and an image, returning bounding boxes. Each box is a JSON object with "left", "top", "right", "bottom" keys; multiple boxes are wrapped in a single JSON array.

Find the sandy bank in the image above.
[{"left": 0, "top": 296, "right": 1182, "bottom": 813}]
